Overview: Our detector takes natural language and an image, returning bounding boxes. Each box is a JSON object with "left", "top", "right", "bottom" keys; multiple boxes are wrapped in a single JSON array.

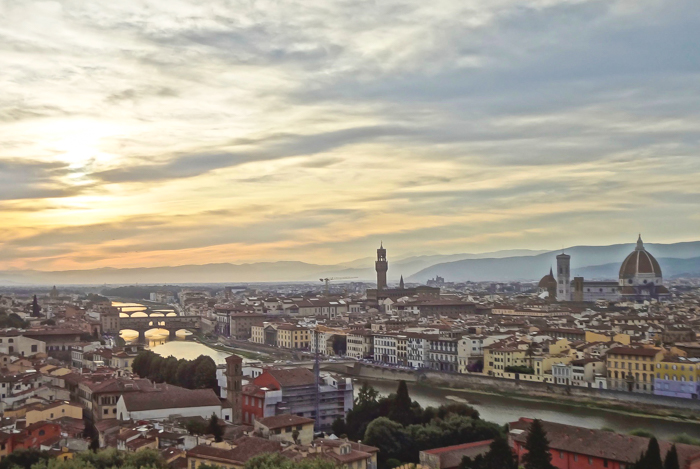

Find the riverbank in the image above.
[
  {"left": 419, "top": 372, "right": 700, "bottom": 422},
  {"left": 420, "top": 379, "right": 700, "bottom": 425},
  {"left": 190, "top": 332, "right": 272, "bottom": 362},
  {"left": 332, "top": 362, "right": 700, "bottom": 425},
  {"left": 356, "top": 377, "right": 700, "bottom": 440}
]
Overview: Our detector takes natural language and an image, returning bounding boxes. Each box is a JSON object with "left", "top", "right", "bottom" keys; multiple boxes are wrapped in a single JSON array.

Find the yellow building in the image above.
[
  {"left": 250, "top": 325, "right": 265, "bottom": 345},
  {"left": 26, "top": 401, "right": 83, "bottom": 425},
  {"left": 483, "top": 344, "right": 528, "bottom": 377},
  {"left": 606, "top": 346, "right": 664, "bottom": 393},
  {"left": 276, "top": 325, "right": 310, "bottom": 350},
  {"left": 254, "top": 414, "right": 315, "bottom": 445}
]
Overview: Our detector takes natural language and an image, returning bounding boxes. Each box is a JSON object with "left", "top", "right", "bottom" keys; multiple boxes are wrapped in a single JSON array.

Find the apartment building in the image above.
[
  {"left": 605, "top": 346, "right": 664, "bottom": 393},
  {"left": 347, "top": 330, "right": 374, "bottom": 359}
]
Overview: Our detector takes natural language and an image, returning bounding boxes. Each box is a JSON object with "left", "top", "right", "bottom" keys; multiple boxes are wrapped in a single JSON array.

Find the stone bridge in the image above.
[
  {"left": 116, "top": 307, "right": 178, "bottom": 317},
  {"left": 119, "top": 315, "right": 201, "bottom": 342}
]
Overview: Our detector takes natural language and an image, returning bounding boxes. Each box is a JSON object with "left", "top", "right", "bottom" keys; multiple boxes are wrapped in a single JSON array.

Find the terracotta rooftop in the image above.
[{"left": 257, "top": 414, "right": 315, "bottom": 430}]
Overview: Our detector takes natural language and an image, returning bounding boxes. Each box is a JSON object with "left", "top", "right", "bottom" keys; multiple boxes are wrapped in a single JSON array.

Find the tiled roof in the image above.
[
  {"left": 257, "top": 414, "right": 314, "bottom": 430},
  {"left": 510, "top": 419, "right": 700, "bottom": 465},
  {"left": 264, "top": 368, "right": 315, "bottom": 387},
  {"left": 422, "top": 440, "right": 493, "bottom": 469},
  {"left": 122, "top": 385, "right": 221, "bottom": 412}
]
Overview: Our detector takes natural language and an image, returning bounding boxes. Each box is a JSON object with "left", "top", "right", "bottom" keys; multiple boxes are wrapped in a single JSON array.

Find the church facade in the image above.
[{"left": 539, "top": 236, "right": 670, "bottom": 303}]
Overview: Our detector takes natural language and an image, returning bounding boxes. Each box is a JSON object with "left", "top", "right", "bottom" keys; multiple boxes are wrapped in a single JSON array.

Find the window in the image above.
[
  {"left": 574, "top": 455, "right": 578, "bottom": 462},
  {"left": 589, "top": 457, "right": 593, "bottom": 465}
]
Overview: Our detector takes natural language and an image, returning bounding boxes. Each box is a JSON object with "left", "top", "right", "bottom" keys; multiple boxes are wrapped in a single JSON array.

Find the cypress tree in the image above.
[
  {"left": 663, "top": 444, "right": 679, "bottom": 469},
  {"left": 388, "top": 380, "right": 413, "bottom": 426},
  {"left": 522, "top": 419, "right": 556, "bottom": 469},
  {"left": 643, "top": 438, "right": 664, "bottom": 469},
  {"left": 483, "top": 436, "right": 518, "bottom": 469}
]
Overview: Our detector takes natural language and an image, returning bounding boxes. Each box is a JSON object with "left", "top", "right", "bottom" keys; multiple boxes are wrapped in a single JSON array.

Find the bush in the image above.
[
  {"left": 629, "top": 429, "right": 655, "bottom": 438},
  {"left": 504, "top": 365, "right": 535, "bottom": 374},
  {"left": 672, "top": 433, "right": 700, "bottom": 446}
]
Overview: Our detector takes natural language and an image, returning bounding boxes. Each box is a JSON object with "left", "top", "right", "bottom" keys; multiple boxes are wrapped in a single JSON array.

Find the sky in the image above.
[{"left": 1, "top": 0, "right": 700, "bottom": 271}]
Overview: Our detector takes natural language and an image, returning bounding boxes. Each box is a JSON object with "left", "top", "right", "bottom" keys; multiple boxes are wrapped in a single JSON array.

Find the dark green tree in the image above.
[
  {"left": 364, "top": 417, "right": 407, "bottom": 468},
  {"left": 388, "top": 380, "right": 413, "bottom": 426},
  {"left": 635, "top": 438, "right": 663, "bottom": 469},
  {"left": 483, "top": 436, "right": 518, "bottom": 469},
  {"left": 522, "top": 419, "right": 556, "bottom": 469},
  {"left": 664, "top": 445, "right": 680, "bottom": 469},
  {"left": 209, "top": 414, "right": 223, "bottom": 442},
  {"left": 193, "top": 355, "right": 218, "bottom": 389},
  {"left": 0, "top": 448, "right": 51, "bottom": 469}
]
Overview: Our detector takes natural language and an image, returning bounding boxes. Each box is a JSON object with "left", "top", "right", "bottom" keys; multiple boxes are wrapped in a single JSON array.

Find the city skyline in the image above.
[{"left": 2, "top": 0, "right": 700, "bottom": 271}]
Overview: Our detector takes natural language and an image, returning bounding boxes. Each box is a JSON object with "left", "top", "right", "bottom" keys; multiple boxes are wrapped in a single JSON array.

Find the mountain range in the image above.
[{"left": 0, "top": 242, "right": 698, "bottom": 286}]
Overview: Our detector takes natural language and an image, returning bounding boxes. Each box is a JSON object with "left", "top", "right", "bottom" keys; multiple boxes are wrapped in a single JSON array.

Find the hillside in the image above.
[{"left": 408, "top": 242, "right": 700, "bottom": 283}]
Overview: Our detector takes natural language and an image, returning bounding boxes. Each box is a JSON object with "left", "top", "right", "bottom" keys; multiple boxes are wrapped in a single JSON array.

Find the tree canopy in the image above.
[
  {"left": 335, "top": 381, "right": 500, "bottom": 469},
  {"left": 0, "top": 448, "right": 168, "bottom": 469},
  {"left": 131, "top": 351, "right": 219, "bottom": 393}
]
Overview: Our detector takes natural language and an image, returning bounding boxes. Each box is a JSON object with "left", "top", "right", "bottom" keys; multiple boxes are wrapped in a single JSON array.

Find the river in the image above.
[{"left": 354, "top": 378, "right": 700, "bottom": 440}]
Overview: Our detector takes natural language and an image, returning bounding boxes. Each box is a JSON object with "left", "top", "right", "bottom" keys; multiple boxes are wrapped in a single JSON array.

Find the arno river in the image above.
[{"left": 115, "top": 301, "right": 700, "bottom": 439}]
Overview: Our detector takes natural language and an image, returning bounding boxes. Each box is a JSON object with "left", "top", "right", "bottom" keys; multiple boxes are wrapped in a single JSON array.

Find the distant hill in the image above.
[
  {"left": 574, "top": 256, "right": 700, "bottom": 280},
  {"left": 1, "top": 242, "right": 698, "bottom": 286},
  {"left": 407, "top": 241, "right": 700, "bottom": 283}
]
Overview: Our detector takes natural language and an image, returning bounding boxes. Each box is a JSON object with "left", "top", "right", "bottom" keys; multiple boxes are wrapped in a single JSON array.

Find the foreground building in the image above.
[{"left": 509, "top": 418, "right": 700, "bottom": 469}]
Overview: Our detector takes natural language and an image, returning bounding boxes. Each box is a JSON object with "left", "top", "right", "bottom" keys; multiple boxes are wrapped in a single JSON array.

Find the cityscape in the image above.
[
  {"left": 2, "top": 238, "right": 700, "bottom": 469},
  {"left": 3, "top": 1, "right": 700, "bottom": 469}
]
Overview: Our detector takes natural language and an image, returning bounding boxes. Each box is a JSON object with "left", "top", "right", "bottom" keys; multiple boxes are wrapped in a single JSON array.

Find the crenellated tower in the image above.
[{"left": 375, "top": 242, "right": 388, "bottom": 290}]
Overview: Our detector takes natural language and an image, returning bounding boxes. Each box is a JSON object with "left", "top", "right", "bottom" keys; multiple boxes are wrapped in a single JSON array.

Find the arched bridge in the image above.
[{"left": 119, "top": 315, "right": 201, "bottom": 342}]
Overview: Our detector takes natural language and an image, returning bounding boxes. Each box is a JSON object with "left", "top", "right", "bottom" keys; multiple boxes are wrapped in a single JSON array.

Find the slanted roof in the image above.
[
  {"left": 122, "top": 385, "right": 221, "bottom": 412},
  {"left": 257, "top": 414, "right": 314, "bottom": 430}
]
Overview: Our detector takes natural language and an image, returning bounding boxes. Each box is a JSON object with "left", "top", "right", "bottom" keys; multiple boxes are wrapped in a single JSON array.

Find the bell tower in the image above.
[
  {"left": 225, "top": 354, "right": 243, "bottom": 424},
  {"left": 556, "top": 253, "right": 571, "bottom": 302},
  {"left": 375, "top": 242, "right": 388, "bottom": 290}
]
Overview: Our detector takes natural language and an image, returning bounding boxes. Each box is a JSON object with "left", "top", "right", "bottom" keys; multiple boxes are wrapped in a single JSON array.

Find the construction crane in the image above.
[{"left": 319, "top": 277, "right": 357, "bottom": 295}]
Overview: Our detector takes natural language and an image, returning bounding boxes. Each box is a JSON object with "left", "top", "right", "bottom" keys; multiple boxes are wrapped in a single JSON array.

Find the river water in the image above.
[{"left": 355, "top": 378, "right": 700, "bottom": 440}]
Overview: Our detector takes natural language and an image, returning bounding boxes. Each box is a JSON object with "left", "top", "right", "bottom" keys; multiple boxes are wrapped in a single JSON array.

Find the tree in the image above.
[
  {"left": 388, "top": 380, "right": 413, "bottom": 426},
  {"left": 193, "top": 355, "right": 218, "bottom": 389},
  {"left": 634, "top": 438, "right": 663, "bottom": 469},
  {"left": 482, "top": 436, "right": 518, "bottom": 469},
  {"left": 209, "top": 414, "right": 223, "bottom": 442},
  {"left": 364, "top": 417, "right": 407, "bottom": 467},
  {"left": 186, "top": 419, "right": 208, "bottom": 435},
  {"left": 0, "top": 448, "right": 51, "bottom": 469},
  {"left": 522, "top": 419, "right": 556, "bottom": 469},
  {"left": 664, "top": 445, "right": 680, "bottom": 469},
  {"left": 332, "top": 417, "right": 347, "bottom": 437},
  {"left": 32, "top": 295, "right": 41, "bottom": 317}
]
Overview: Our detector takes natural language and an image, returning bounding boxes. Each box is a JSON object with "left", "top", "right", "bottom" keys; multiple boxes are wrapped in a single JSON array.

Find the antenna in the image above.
[{"left": 314, "top": 328, "right": 320, "bottom": 433}]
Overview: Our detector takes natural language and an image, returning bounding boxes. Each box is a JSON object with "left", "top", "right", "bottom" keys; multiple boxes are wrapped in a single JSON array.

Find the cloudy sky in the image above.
[{"left": 1, "top": 0, "right": 699, "bottom": 271}]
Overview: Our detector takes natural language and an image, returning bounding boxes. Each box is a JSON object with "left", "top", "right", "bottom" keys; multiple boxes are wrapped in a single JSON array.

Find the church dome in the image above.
[
  {"left": 538, "top": 268, "right": 557, "bottom": 289},
  {"left": 619, "top": 235, "right": 662, "bottom": 279}
]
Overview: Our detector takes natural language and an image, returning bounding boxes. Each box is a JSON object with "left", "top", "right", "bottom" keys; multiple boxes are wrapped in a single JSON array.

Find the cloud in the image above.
[{"left": 1, "top": 0, "right": 700, "bottom": 270}]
